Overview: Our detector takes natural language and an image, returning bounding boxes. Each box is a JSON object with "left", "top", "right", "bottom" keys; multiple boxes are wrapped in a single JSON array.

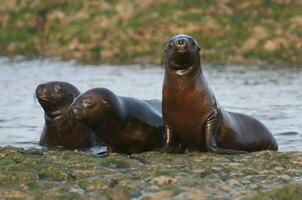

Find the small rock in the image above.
[
  {"left": 241, "top": 179, "right": 251, "bottom": 185},
  {"left": 220, "top": 185, "right": 231, "bottom": 192},
  {"left": 274, "top": 167, "right": 285, "bottom": 172},
  {"left": 71, "top": 170, "right": 97, "bottom": 179},
  {"left": 228, "top": 179, "right": 241, "bottom": 187},
  {"left": 150, "top": 176, "right": 177, "bottom": 185},
  {"left": 228, "top": 163, "right": 243, "bottom": 168},
  {"left": 173, "top": 189, "right": 207, "bottom": 200},
  {"left": 211, "top": 167, "right": 222, "bottom": 172},
  {"left": 279, "top": 175, "right": 290, "bottom": 182},
  {"left": 111, "top": 188, "right": 130, "bottom": 200},
  {"left": 192, "top": 169, "right": 205, "bottom": 174},
  {"left": 142, "top": 190, "right": 174, "bottom": 200},
  {"left": 145, "top": 185, "right": 160, "bottom": 192},
  {"left": 69, "top": 187, "right": 85, "bottom": 195}
]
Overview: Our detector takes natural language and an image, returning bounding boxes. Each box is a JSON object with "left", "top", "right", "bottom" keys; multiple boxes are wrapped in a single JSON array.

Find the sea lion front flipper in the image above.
[
  {"left": 161, "top": 125, "right": 185, "bottom": 154},
  {"left": 205, "top": 110, "right": 247, "bottom": 154},
  {"left": 96, "top": 146, "right": 112, "bottom": 157}
]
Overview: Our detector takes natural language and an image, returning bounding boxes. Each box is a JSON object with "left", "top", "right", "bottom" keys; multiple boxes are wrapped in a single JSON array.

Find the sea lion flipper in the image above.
[
  {"left": 205, "top": 111, "right": 247, "bottom": 154},
  {"left": 161, "top": 125, "right": 185, "bottom": 153},
  {"left": 205, "top": 133, "right": 247, "bottom": 154},
  {"left": 96, "top": 145, "right": 113, "bottom": 157}
]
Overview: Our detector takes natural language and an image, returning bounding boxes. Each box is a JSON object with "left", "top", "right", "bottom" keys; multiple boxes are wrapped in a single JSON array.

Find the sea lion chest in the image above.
[{"left": 163, "top": 74, "right": 214, "bottom": 149}]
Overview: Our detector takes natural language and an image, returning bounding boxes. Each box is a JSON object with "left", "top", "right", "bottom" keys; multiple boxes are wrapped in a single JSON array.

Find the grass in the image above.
[
  {"left": 251, "top": 185, "right": 302, "bottom": 200},
  {"left": 0, "top": 0, "right": 301, "bottom": 65}
]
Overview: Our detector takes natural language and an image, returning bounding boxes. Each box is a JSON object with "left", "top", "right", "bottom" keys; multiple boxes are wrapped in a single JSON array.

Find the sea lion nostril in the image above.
[
  {"left": 176, "top": 39, "right": 186, "bottom": 47},
  {"left": 163, "top": 35, "right": 278, "bottom": 153},
  {"left": 178, "top": 39, "right": 184, "bottom": 45},
  {"left": 37, "top": 82, "right": 95, "bottom": 149},
  {"left": 71, "top": 107, "right": 80, "bottom": 116}
]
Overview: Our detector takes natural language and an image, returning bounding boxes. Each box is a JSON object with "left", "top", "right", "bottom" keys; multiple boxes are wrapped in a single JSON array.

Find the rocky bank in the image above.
[{"left": 1, "top": 147, "right": 302, "bottom": 199}]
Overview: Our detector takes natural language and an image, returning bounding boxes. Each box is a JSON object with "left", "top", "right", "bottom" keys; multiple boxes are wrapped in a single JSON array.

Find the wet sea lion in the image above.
[
  {"left": 69, "top": 88, "right": 164, "bottom": 154},
  {"left": 36, "top": 81, "right": 96, "bottom": 149},
  {"left": 162, "top": 34, "right": 278, "bottom": 154}
]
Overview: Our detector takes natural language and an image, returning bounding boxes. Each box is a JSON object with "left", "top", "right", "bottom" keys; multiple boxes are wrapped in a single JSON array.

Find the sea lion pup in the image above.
[
  {"left": 162, "top": 34, "right": 278, "bottom": 154},
  {"left": 69, "top": 88, "right": 164, "bottom": 154},
  {"left": 36, "top": 81, "right": 96, "bottom": 149}
]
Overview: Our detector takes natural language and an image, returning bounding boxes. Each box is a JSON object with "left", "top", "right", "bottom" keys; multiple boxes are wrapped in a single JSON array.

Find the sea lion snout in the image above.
[
  {"left": 36, "top": 83, "right": 45, "bottom": 91},
  {"left": 167, "top": 35, "right": 200, "bottom": 53},
  {"left": 36, "top": 81, "right": 96, "bottom": 149},
  {"left": 174, "top": 37, "right": 187, "bottom": 49},
  {"left": 70, "top": 106, "right": 84, "bottom": 120},
  {"left": 36, "top": 84, "right": 49, "bottom": 101},
  {"left": 165, "top": 35, "right": 200, "bottom": 70},
  {"left": 36, "top": 83, "right": 46, "bottom": 94}
]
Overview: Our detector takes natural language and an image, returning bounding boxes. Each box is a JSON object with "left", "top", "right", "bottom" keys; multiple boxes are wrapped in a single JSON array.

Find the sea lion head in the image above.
[
  {"left": 70, "top": 88, "right": 116, "bottom": 126},
  {"left": 36, "top": 81, "right": 80, "bottom": 115},
  {"left": 164, "top": 34, "right": 201, "bottom": 71}
]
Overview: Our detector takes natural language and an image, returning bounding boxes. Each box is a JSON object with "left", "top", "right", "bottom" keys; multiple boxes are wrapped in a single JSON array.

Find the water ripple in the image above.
[{"left": 0, "top": 57, "right": 301, "bottom": 151}]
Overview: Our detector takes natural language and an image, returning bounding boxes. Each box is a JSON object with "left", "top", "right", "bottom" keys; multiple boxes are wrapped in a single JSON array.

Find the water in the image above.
[{"left": 0, "top": 57, "right": 301, "bottom": 151}]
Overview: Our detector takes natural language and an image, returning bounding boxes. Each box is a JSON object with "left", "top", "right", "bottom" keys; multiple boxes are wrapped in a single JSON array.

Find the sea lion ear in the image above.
[
  {"left": 195, "top": 41, "right": 201, "bottom": 52},
  {"left": 192, "top": 38, "right": 201, "bottom": 52},
  {"left": 164, "top": 43, "right": 170, "bottom": 53}
]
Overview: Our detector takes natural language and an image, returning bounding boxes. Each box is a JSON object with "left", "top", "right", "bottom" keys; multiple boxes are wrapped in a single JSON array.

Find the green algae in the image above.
[{"left": 0, "top": 147, "right": 302, "bottom": 199}]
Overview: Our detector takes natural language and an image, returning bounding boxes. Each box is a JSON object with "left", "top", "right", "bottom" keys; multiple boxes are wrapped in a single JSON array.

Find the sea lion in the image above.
[
  {"left": 36, "top": 81, "right": 96, "bottom": 149},
  {"left": 162, "top": 34, "right": 278, "bottom": 154},
  {"left": 69, "top": 88, "right": 164, "bottom": 154}
]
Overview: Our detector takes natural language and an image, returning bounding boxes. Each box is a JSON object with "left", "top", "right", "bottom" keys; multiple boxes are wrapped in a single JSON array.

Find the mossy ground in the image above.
[
  {"left": 0, "top": 0, "right": 302, "bottom": 65},
  {"left": 1, "top": 147, "right": 302, "bottom": 199}
]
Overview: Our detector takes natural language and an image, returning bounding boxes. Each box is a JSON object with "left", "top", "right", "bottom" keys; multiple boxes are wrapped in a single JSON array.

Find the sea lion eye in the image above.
[
  {"left": 54, "top": 84, "right": 63, "bottom": 93},
  {"left": 84, "top": 99, "right": 96, "bottom": 109}
]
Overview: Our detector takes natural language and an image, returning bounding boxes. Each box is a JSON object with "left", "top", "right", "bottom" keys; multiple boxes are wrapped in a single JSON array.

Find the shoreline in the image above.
[{"left": 1, "top": 146, "right": 302, "bottom": 199}]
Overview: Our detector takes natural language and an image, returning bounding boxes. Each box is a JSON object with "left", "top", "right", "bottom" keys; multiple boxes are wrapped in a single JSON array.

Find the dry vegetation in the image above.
[{"left": 0, "top": 0, "right": 302, "bottom": 65}]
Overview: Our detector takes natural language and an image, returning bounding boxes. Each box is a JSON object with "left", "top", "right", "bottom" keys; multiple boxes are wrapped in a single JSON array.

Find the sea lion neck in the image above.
[
  {"left": 44, "top": 108, "right": 67, "bottom": 121},
  {"left": 165, "top": 59, "right": 202, "bottom": 80}
]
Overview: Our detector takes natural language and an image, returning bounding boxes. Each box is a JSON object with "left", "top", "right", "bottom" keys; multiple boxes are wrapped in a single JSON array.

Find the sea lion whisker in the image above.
[
  {"left": 162, "top": 34, "right": 278, "bottom": 154},
  {"left": 37, "top": 81, "right": 96, "bottom": 149},
  {"left": 70, "top": 88, "right": 164, "bottom": 154}
]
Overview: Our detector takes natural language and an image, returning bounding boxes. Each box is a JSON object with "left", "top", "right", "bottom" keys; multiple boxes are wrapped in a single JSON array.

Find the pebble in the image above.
[
  {"left": 142, "top": 190, "right": 174, "bottom": 200},
  {"left": 69, "top": 187, "right": 85, "bottom": 195},
  {"left": 279, "top": 175, "right": 290, "bottom": 181},
  {"left": 220, "top": 185, "right": 231, "bottom": 192},
  {"left": 274, "top": 167, "right": 285, "bottom": 172},
  {"left": 172, "top": 190, "right": 207, "bottom": 200},
  {"left": 211, "top": 167, "right": 222, "bottom": 172},
  {"left": 150, "top": 176, "right": 177, "bottom": 185},
  {"left": 228, "top": 179, "right": 241, "bottom": 187}
]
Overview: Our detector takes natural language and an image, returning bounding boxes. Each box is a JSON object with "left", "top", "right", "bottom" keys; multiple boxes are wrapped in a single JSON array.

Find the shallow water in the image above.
[{"left": 0, "top": 57, "right": 301, "bottom": 151}]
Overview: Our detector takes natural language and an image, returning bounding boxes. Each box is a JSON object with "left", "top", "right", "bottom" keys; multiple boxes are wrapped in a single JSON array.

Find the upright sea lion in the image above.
[
  {"left": 162, "top": 34, "right": 278, "bottom": 154},
  {"left": 36, "top": 81, "right": 96, "bottom": 149},
  {"left": 69, "top": 88, "right": 164, "bottom": 154}
]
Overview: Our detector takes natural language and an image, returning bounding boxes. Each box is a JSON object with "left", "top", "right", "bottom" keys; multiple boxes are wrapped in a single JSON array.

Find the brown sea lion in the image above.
[
  {"left": 162, "top": 34, "right": 278, "bottom": 154},
  {"left": 36, "top": 81, "right": 96, "bottom": 149},
  {"left": 69, "top": 88, "right": 164, "bottom": 154}
]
